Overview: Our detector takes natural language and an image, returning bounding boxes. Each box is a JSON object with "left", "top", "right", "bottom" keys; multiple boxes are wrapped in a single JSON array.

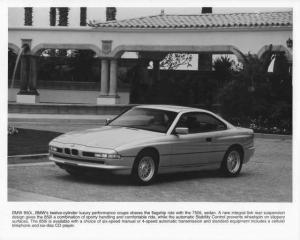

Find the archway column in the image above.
[
  {"left": 97, "top": 58, "right": 120, "bottom": 104},
  {"left": 109, "top": 59, "right": 118, "bottom": 96},
  {"left": 18, "top": 54, "right": 29, "bottom": 94},
  {"left": 16, "top": 39, "right": 40, "bottom": 103},
  {"left": 16, "top": 54, "right": 40, "bottom": 103},
  {"left": 100, "top": 59, "right": 109, "bottom": 95}
]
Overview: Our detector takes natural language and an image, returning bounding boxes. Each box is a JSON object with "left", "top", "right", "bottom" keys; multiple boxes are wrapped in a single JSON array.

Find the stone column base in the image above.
[
  {"left": 97, "top": 95, "right": 120, "bottom": 105},
  {"left": 16, "top": 94, "right": 40, "bottom": 104}
]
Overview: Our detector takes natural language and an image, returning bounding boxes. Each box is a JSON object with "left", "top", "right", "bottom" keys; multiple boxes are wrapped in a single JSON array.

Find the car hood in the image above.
[{"left": 52, "top": 126, "right": 163, "bottom": 149}]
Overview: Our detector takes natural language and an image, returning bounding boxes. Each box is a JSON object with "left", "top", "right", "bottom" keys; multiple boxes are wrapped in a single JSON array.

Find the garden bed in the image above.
[
  {"left": 227, "top": 118, "right": 292, "bottom": 135},
  {"left": 8, "top": 128, "right": 62, "bottom": 156}
]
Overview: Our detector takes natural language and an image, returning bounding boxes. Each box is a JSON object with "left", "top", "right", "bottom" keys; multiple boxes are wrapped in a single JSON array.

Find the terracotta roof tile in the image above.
[{"left": 91, "top": 11, "right": 292, "bottom": 29}]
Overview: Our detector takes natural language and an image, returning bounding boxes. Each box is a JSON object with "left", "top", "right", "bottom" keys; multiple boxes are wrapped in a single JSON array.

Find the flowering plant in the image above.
[{"left": 8, "top": 126, "right": 18, "bottom": 135}]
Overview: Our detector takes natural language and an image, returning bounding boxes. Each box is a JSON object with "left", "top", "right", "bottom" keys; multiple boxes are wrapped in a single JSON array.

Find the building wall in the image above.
[
  {"left": 8, "top": 8, "right": 292, "bottom": 105},
  {"left": 9, "top": 27, "right": 292, "bottom": 57}
]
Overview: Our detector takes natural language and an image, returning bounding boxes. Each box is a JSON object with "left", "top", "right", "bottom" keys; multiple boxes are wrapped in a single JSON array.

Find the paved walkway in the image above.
[
  {"left": 7, "top": 138, "right": 292, "bottom": 202},
  {"left": 8, "top": 188, "right": 70, "bottom": 202},
  {"left": 7, "top": 113, "right": 292, "bottom": 201}
]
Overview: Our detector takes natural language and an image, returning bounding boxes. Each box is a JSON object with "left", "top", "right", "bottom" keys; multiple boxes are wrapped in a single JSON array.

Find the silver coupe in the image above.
[{"left": 49, "top": 105, "right": 255, "bottom": 184}]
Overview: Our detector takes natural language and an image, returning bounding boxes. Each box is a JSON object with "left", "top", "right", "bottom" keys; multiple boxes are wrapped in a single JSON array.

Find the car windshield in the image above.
[{"left": 109, "top": 107, "right": 178, "bottom": 133}]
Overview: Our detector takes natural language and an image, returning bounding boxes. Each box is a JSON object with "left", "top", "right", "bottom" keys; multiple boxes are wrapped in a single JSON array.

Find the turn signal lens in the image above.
[
  {"left": 49, "top": 146, "right": 57, "bottom": 152},
  {"left": 95, "top": 153, "right": 107, "bottom": 158},
  {"left": 94, "top": 153, "right": 120, "bottom": 159},
  {"left": 107, "top": 154, "right": 121, "bottom": 159}
]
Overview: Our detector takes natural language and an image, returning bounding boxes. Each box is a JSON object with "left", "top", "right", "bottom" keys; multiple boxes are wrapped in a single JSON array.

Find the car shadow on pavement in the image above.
[
  {"left": 55, "top": 169, "right": 253, "bottom": 186},
  {"left": 155, "top": 170, "right": 252, "bottom": 185},
  {"left": 156, "top": 170, "right": 233, "bottom": 184},
  {"left": 56, "top": 171, "right": 132, "bottom": 186}
]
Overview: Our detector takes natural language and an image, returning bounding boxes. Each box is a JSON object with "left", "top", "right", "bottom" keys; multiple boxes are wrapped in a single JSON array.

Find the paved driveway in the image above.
[{"left": 8, "top": 137, "right": 292, "bottom": 202}]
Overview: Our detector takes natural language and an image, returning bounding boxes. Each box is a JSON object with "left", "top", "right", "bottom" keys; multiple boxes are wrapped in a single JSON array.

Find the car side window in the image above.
[{"left": 176, "top": 112, "right": 227, "bottom": 133}]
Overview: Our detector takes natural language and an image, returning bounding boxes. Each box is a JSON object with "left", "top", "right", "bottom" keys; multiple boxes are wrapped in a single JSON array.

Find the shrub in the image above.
[
  {"left": 8, "top": 126, "right": 18, "bottom": 135},
  {"left": 217, "top": 53, "right": 292, "bottom": 134}
]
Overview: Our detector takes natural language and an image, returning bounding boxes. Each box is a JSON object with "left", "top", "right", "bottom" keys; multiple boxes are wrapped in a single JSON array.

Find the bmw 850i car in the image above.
[{"left": 49, "top": 105, "right": 255, "bottom": 185}]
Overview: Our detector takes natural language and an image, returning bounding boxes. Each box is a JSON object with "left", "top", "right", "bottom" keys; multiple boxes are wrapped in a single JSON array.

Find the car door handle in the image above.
[{"left": 206, "top": 137, "right": 212, "bottom": 142}]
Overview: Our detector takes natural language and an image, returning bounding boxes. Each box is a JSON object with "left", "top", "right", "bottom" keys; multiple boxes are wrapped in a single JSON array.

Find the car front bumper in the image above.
[{"left": 49, "top": 153, "right": 134, "bottom": 175}]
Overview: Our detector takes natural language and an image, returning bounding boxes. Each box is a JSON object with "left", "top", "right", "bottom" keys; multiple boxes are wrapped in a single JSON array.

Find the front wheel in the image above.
[
  {"left": 221, "top": 148, "right": 243, "bottom": 177},
  {"left": 131, "top": 152, "right": 158, "bottom": 185}
]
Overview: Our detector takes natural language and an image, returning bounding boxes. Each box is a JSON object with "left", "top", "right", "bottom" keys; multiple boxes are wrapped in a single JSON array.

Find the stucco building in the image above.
[{"left": 8, "top": 8, "right": 293, "bottom": 105}]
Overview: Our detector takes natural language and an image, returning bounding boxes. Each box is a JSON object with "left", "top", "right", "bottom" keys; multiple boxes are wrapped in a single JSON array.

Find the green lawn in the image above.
[{"left": 8, "top": 128, "right": 62, "bottom": 156}]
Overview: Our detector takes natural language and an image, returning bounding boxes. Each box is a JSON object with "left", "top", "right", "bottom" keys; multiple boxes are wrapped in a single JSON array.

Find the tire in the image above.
[
  {"left": 220, "top": 147, "right": 243, "bottom": 177},
  {"left": 131, "top": 151, "right": 158, "bottom": 185}
]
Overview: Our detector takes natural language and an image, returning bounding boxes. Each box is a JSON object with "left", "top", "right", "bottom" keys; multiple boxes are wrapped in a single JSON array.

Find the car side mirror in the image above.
[
  {"left": 105, "top": 118, "right": 111, "bottom": 126},
  {"left": 175, "top": 127, "right": 189, "bottom": 135}
]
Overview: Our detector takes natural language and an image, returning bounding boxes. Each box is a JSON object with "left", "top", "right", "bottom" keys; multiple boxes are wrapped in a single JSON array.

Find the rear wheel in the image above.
[
  {"left": 221, "top": 148, "right": 243, "bottom": 177},
  {"left": 131, "top": 151, "right": 158, "bottom": 185}
]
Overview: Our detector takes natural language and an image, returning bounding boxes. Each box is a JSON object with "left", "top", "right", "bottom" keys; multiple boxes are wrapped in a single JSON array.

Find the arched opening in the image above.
[
  {"left": 33, "top": 47, "right": 100, "bottom": 91},
  {"left": 8, "top": 42, "right": 31, "bottom": 89},
  {"left": 8, "top": 47, "right": 19, "bottom": 86},
  {"left": 258, "top": 45, "right": 292, "bottom": 73},
  {"left": 111, "top": 45, "right": 246, "bottom": 108},
  {"left": 31, "top": 43, "right": 101, "bottom": 57},
  {"left": 8, "top": 43, "right": 20, "bottom": 55},
  {"left": 259, "top": 46, "right": 292, "bottom": 106}
]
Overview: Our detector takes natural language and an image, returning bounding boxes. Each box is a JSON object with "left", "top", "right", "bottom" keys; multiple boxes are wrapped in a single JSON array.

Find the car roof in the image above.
[
  {"left": 134, "top": 104, "right": 234, "bottom": 128},
  {"left": 134, "top": 104, "right": 210, "bottom": 113}
]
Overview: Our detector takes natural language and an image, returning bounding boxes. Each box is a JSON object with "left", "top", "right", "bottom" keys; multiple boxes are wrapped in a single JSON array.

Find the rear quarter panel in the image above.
[{"left": 218, "top": 127, "right": 254, "bottom": 155}]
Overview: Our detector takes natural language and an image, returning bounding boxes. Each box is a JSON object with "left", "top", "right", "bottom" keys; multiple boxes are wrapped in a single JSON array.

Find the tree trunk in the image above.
[
  {"left": 80, "top": 7, "right": 87, "bottom": 26},
  {"left": 201, "top": 7, "right": 212, "bottom": 14},
  {"left": 106, "top": 7, "right": 116, "bottom": 21},
  {"left": 24, "top": 7, "right": 33, "bottom": 26},
  {"left": 49, "top": 7, "right": 56, "bottom": 26},
  {"left": 58, "top": 7, "right": 69, "bottom": 26}
]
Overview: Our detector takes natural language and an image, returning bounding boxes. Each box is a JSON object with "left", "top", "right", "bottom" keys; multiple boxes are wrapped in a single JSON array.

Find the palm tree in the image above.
[
  {"left": 106, "top": 7, "right": 116, "bottom": 21},
  {"left": 24, "top": 7, "right": 33, "bottom": 26},
  {"left": 49, "top": 7, "right": 56, "bottom": 26},
  {"left": 80, "top": 7, "right": 87, "bottom": 26},
  {"left": 58, "top": 7, "right": 69, "bottom": 26},
  {"left": 201, "top": 7, "right": 212, "bottom": 14}
]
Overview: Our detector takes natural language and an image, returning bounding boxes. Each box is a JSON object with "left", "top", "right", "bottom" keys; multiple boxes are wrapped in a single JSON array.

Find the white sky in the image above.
[{"left": 8, "top": 7, "right": 291, "bottom": 27}]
